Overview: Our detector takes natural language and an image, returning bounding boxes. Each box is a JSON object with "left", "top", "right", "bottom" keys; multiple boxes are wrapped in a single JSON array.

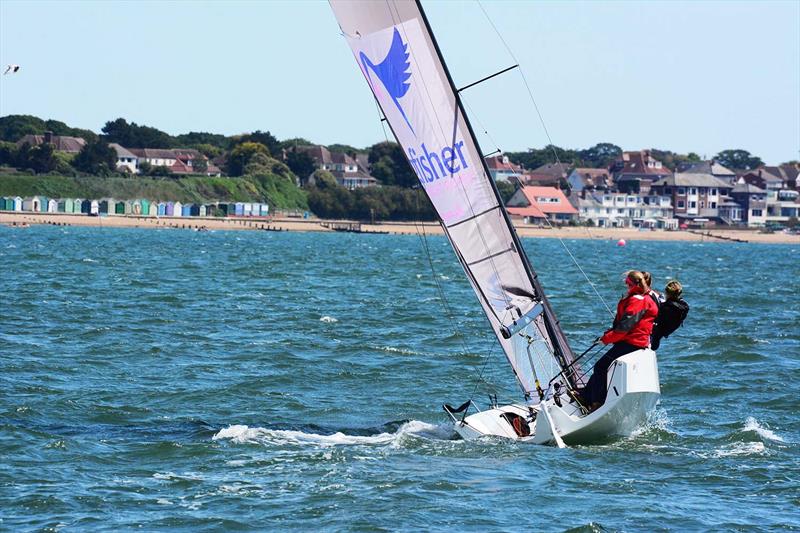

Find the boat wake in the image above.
[
  {"left": 741, "top": 416, "right": 785, "bottom": 443},
  {"left": 213, "top": 420, "right": 457, "bottom": 447}
]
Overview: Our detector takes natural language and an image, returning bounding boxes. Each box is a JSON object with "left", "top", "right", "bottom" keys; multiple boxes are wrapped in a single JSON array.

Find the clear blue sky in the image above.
[{"left": 1, "top": 0, "right": 798, "bottom": 164}]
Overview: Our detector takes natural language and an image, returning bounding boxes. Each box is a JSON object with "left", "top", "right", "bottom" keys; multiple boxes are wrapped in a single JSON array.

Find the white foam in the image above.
[
  {"left": 212, "top": 420, "right": 453, "bottom": 447},
  {"left": 713, "top": 441, "right": 766, "bottom": 457},
  {"left": 320, "top": 316, "right": 338, "bottom": 323},
  {"left": 82, "top": 258, "right": 97, "bottom": 263},
  {"left": 743, "top": 417, "right": 785, "bottom": 443}
]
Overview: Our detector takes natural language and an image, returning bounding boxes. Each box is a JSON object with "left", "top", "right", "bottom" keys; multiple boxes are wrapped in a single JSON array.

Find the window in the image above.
[
  {"left": 677, "top": 200, "right": 685, "bottom": 208},
  {"left": 711, "top": 188, "right": 718, "bottom": 195},
  {"left": 700, "top": 201, "right": 705, "bottom": 209},
  {"left": 689, "top": 188, "right": 698, "bottom": 195},
  {"left": 699, "top": 187, "right": 707, "bottom": 194},
  {"left": 752, "top": 209, "right": 762, "bottom": 216},
  {"left": 678, "top": 187, "right": 686, "bottom": 195},
  {"left": 689, "top": 201, "right": 697, "bottom": 209},
  {"left": 711, "top": 202, "right": 717, "bottom": 208}
]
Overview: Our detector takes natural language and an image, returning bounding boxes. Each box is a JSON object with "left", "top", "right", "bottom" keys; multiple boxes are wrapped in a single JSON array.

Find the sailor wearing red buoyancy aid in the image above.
[{"left": 580, "top": 270, "right": 658, "bottom": 408}]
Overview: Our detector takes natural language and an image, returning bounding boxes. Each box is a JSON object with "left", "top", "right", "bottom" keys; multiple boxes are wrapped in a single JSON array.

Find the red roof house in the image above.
[{"left": 505, "top": 186, "right": 578, "bottom": 223}]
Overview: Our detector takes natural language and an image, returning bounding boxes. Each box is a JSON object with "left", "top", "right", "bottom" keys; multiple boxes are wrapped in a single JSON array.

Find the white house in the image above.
[{"left": 110, "top": 143, "right": 139, "bottom": 173}]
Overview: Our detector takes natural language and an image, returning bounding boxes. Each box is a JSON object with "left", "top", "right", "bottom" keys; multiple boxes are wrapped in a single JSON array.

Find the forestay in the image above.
[{"left": 329, "top": 0, "right": 578, "bottom": 395}]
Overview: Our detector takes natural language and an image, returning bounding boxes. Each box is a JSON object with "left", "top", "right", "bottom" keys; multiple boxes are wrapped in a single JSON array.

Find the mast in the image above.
[
  {"left": 412, "top": 0, "right": 575, "bottom": 370},
  {"left": 330, "top": 0, "right": 578, "bottom": 393}
]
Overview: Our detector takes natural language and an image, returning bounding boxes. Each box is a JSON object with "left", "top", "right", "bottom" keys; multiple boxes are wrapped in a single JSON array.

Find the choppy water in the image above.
[{"left": 1, "top": 225, "right": 798, "bottom": 531}]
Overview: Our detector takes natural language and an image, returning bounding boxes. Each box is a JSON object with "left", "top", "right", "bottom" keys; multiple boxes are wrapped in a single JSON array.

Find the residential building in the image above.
[
  {"left": 611, "top": 150, "right": 672, "bottom": 194},
  {"left": 677, "top": 160, "right": 737, "bottom": 185},
  {"left": 651, "top": 173, "right": 733, "bottom": 222},
  {"left": 567, "top": 168, "right": 612, "bottom": 197},
  {"left": 505, "top": 186, "right": 578, "bottom": 224},
  {"left": 741, "top": 168, "right": 785, "bottom": 201},
  {"left": 729, "top": 182, "right": 767, "bottom": 227},
  {"left": 173, "top": 148, "right": 221, "bottom": 176},
  {"left": 576, "top": 192, "right": 674, "bottom": 228},
  {"left": 485, "top": 155, "right": 524, "bottom": 183},
  {"left": 16, "top": 131, "right": 86, "bottom": 153},
  {"left": 109, "top": 143, "right": 138, "bottom": 173},
  {"left": 129, "top": 148, "right": 178, "bottom": 168},
  {"left": 766, "top": 189, "right": 800, "bottom": 224},
  {"left": 297, "top": 145, "right": 378, "bottom": 189},
  {"left": 521, "top": 162, "right": 570, "bottom": 187}
]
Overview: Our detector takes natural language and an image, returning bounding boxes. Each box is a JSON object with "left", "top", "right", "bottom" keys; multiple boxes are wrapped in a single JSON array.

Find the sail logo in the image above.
[{"left": 360, "top": 28, "right": 415, "bottom": 136}]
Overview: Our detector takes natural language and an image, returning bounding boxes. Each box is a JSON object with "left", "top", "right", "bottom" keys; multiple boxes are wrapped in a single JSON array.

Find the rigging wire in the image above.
[{"left": 476, "top": 0, "right": 614, "bottom": 318}]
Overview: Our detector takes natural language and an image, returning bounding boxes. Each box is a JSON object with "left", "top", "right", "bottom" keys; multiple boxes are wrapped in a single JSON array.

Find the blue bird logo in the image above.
[{"left": 360, "top": 28, "right": 415, "bottom": 135}]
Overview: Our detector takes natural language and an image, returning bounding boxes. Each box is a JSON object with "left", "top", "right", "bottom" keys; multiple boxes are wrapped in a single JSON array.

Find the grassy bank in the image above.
[{"left": 0, "top": 173, "right": 308, "bottom": 210}]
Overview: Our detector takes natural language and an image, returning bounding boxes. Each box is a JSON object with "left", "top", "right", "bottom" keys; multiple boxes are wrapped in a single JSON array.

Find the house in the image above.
[
  {"left": 576, "top": 192, "right": 674, "bottom": 228},
  {"left": 173, "top": 148, "right": 222, "bottom": 176},
  {"left": 677, "top": 160, "right": 737, "bottom": 185},
  {"left": 299, "top": 145, "right": 378, "bottom": 189},
  {"left": 16, "top": 131, "right": 86, "bottom": 153},
  {"left": 505, "top": 186, "right": 578, "bottom": 224},
  {"left": 730, "top": 182, "right": 767, "bottom": 227},
  {"left": 567, "top": 168, "right": 613, "bottom": 197},
  {"left": 651, "top": 173, "right": 733, "bottom": 222},
  {"left": 128, "top": 148, "right": 178, "bottom": 168},
  {"left": 741, "top": 168, "right": 785, "bottom": 199},
  {"left": 521, "top": 162, "right": 571, "bottom": 187},
  {"left": 485, "top": 155, "right": 524, "bottom": 183},
  {"left": 766, "top": 189, "right": 800, "bottom": 225},
  {"left": 611, "top": 150, "right": 672, "bottom": 194},
  {"left": 109, "top": 143, "right": 138, "bottom": 173}
]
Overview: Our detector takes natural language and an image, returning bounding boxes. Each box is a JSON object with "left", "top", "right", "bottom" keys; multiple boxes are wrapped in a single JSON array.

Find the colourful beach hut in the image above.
[
  {"left": 80, "top": 200, "right": 92, "bottom": 214},
  {"left": 123, "top": 200, "right": 134, "bottom": 214},
  {"left": 173, "top": 202, "right": 183, "bottom": 217},
  {"left": 47, "top": 199, "right": 58, "bottom": 213},
  {"left": 181, "top": 204, "right": 192, "bottom": 217},
  {"left": 141, "top": 199, "right": 151, "bottom": 216},
  {"left": 260, "top": 204, "right": 270, "bottom": 217},
  {"left": 90, "top": 200, "right": 99, "bottom": 215},
  {"left": 22, "top": 198, "right": 34, "bottom": 211},
  {"left": 71, "top": 199, "right": 83, "bottom": 213},
  {"left": 63, "top": 199, "right": 73, "bottom": 213},
  {"left": 33, "top": 196, "right": 48, "bottom": 212},
  {"left": 0, "top": 198, "right": 7, "bottom": 211},
  {"left": 199, "top": 205, "right": 207, "bottom": 217},
  {"left": 243, "top": 203, "right": 253, "bottom": 217},
  {"left": 157, "top": 202, "right": 167, "bottom": 216},
  {"left": 234, "top": 202, "right": 244, "bottom": 216},
  {"left": 115, "top": 201, "right": 125, "bottom": 215},
  {"left": 165, "top": 202, "right": 174, "bottom": 216},
  {"left": 189, "top": 204, "right": 200, "bottom": 217},
  {"left": 148, "top": 202, "right": 157, "bottom": 216},
  {"left": 131, "top": 200, "right": 143, "bottom": 215},
  {"left": 99, "top": 199, "right": 112, "bottom": 215}
]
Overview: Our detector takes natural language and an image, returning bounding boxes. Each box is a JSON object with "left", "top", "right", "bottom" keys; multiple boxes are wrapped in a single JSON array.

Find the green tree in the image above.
[
  {"left": 72, "top": 138, "right": 117, "bottom": 175},
  {"left": 101, "top": 117, "right": 174, "bottom": 148},
  {"left": 327, "top": 143, "right": 360, "bottom": 158},
  {"left": 228, "top": 142, "right": 269, "bottom": 176},
  {"left": 234, "top": 131, "right": 280, "bottom": 157},
  {"left": 16, "top": 142, "right": 58, "bottom": 173},
  {"left": 0, "top": 114, "right": 47, "bottom": 142},
  {"left": 496, "top": 180, "right": 517, "bottom": 203},
  {"left": 191, "top": 143, "right": 222, "bottom": 159},
  {"left": 138, "top": 161, "right": 153, "bottom": 175},
  {"left": 174, "top": 131, "right": 228, "bottom": 149},
  {"left": 0, "top": 141, "right": 18, "bottom": 167},
  {"left": 714, "top": 149, "right": 763, "bottom": 171},
  {"left": 578, "top": 143, "right": 622, "bottom": 168},
  {"left": 191, "top": 157, "right": 208, "bottom": 174},
  {"left": 286, "top": 150, "right": 316, "bottom": 183},
  {"left": 368, "top": 141, "right": 416, "bottom": 187}
]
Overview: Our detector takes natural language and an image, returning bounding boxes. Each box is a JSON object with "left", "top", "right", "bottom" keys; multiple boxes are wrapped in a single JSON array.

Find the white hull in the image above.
[{"left": 451, "top": 349, "right": 660, "bottom": 445}]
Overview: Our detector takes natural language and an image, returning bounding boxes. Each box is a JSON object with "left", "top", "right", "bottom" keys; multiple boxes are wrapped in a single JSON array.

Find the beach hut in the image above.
[
  {"left": 124, "top": 200, "right": 134, "bottom": 215},
  {"left": 243, "top": 203, "right": 253, "bottom": 217},
  {"left": 22, "top": 198, "right": 34, "bottom": 211},
  {"left": 157, "top": 202, "right": 167, "bottom": 216},
  {"left": 234, "top": 202, "right": 244, "bottom": 217},
  {"left": 260, "top": 204, "right": 270, "bottom": 217},
  {"left": 141, "top": 200, "right": 151, "bottom": 216},
  {"left": 115, "top": 201, "right": 125, "bottom": 215},
  {"left": 90, "top": 200, "right": 99, "bottom": 215},
  {"left": 63, "top": 198, "right": 73, "bottom": 213},
  {"left": 32, "top": 196, "right": 47, "bottom": 212},
  {"left": 165, "top": 202, "right": 174, "bottom": 216},
  {"left": 99, "top": 199, "right": 112, "bottom": 215},
  {"left": 189, "top": 204, "right": 200, "bottom": 217},
  {"left": 173, "top": 202, "right": 183, "bottom": 217},
  {"left": 131, "top": 200, "right": 143, "bottom": 215},
  {"left": 0, "top": 198, "right": 6, "bottom": 211},
  {"left": 181, "top": 204, "right": 192, "bottom": 217},
  {"left": 148, "top": 202, "right": 157, "bottom": 216},
  {"left": 47, "top": 199, "right": 58, "bottom": 213},
  {"left": 0, "top": 198, "right": 8, "bottom": 211},
  {"left": 81, "top": 200, "right": 92, "bottom": 214},
  {"left": 199, "top": 205, "right": 207, "bottom": 217},
  {"left": 71, "top": 199, "right": 83, "bottom": 213}
]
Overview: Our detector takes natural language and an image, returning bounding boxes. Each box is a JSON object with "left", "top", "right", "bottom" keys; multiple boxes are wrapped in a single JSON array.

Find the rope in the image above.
[{"left": 476, "top": 0, "right": 614, "bottom": 318}]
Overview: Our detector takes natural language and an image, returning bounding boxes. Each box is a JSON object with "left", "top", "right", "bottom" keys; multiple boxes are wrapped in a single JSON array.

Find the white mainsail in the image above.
[{"left": 330, "top": 0, "right": 578, "bottom": 396}]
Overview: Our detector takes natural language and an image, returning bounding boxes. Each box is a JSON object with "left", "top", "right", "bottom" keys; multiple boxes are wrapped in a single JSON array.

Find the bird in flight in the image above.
[
  {"left": 359, "top": 28, "right": 414, "bottom": 135},
  {"left": 3, "top": 65, "right": 20, "bottom": 75}
]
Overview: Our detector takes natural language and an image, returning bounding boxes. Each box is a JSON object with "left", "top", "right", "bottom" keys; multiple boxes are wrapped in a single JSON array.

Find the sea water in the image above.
[{"left": 1, "top": 225, "right": 798, "bottom": 531}]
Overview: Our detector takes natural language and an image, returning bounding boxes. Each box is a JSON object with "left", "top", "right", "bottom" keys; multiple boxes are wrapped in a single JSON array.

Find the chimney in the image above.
[{"left": 44, "top": 131, "right": 53, "bottom": 144}]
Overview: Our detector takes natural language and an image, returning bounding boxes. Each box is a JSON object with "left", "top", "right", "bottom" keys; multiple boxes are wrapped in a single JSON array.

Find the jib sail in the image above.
[{"left": 329, "top": 0, "right": 577, "bottom": 395}]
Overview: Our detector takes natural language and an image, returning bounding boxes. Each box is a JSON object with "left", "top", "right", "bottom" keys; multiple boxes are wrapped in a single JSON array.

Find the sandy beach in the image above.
[{"left": 1, "top": 211, "right": 797, "bottom": 244}]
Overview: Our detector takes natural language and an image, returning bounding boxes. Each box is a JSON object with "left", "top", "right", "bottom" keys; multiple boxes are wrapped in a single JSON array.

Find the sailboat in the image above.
[{"left": 329, "top": 0, "right": 660, "bottom": 445}]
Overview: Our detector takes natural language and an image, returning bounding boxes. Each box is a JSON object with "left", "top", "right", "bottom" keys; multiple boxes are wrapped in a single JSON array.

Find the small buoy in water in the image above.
[{"left": 617, "top": 239, "right": 626, "bottom": 246}]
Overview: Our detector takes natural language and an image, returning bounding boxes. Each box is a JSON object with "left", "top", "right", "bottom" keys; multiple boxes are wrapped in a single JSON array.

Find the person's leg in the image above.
[{"left": 585, "top": 342, "right": 639, "bottom": 405}]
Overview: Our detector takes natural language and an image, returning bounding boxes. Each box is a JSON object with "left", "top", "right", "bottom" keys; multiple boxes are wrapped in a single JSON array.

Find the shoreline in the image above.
[{"left": 1, "top": 211, "right": 798, "bottom": 244}]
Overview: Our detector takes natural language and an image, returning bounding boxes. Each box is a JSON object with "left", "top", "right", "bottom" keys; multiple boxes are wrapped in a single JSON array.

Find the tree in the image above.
[
  {"left": 368, "top": 141, "right": 416, "bottom": 187},
  {"left": 72, "top": 138, "right": 117, "bottom": 175},
  {"left": 234, "top": 130, "right": 280, "bottom": 157},
  {"left": 228, "top": 142, "right": 269, "bottom": 176},
  {"left": 192, "top": 143, "right": 222, "bottom": 159},
  {"left": 138, "top": 161, "right": 152, "bottom": 175},
  {"left": 16, "top": 142, "right": 58, "bottom": 173},
  {"left": 286, "top": 150, "right": 316, "bottom": 183},
  {"left": 578, "top": 143, "right": 622, "bottom": 168},
  {"left": 174, "top": 131, "right": 228, "bottom": 149},
  {"left": 496, "top": 180, "right": 517, "bottom": 203},
  {"left": 714, "top": 149, "right": 763, "bottom": 171},
  {"left": 101, "top": 117, "right": 173, "bottom": 148},
  {"left": 0, "top": 141, "right": 18, "bottom": 166},
  {"left": 327, "top": 143, "right": 360, "bottom": 158}
]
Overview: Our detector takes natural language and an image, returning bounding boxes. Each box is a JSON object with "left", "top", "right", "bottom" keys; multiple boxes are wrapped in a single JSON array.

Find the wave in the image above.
[
  {"left": 212, "top": 420, "right": 455, "bottom": 447},
  {"left": 712, "top": 441, "right": 767, "bottom": 458},
  {"left": 742, "top": 416, "right": 785, "bottom": 443},
  {"left": 319, "top": 316, "right": 338, "bottom": 323}
]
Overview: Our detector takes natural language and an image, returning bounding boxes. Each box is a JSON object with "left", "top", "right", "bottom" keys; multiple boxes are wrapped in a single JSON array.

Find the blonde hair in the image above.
[
  {"left": 624, "top": 270, "right": 649, "bottom": 292},
  {"left": 665, "top": 280, "right": 683, "bottom": 300},
  {"left": 642, "top": 271, "right": 652, "bottom": 287}
]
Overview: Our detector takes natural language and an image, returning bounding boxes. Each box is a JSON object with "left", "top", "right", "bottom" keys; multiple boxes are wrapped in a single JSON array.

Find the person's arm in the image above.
[{"left": 600, "top": 297, "right": 646, "bottom": 345}]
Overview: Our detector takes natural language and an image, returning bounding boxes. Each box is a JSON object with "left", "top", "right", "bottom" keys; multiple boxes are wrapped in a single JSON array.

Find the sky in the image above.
[{"left": 0, "top": 0, "right": 798, "bottom": 164}]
